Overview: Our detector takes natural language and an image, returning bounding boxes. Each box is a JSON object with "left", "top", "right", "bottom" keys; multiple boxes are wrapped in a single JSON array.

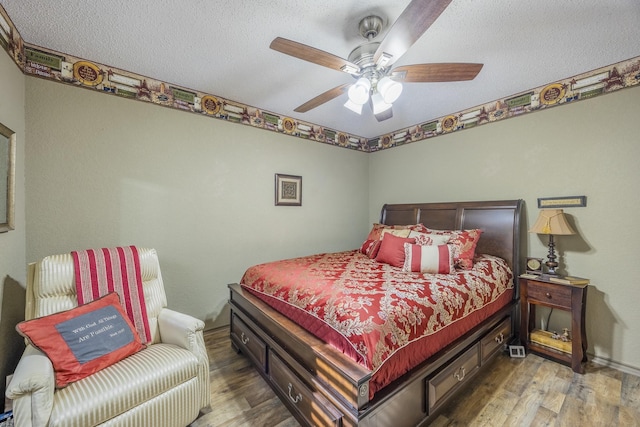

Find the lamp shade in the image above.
[{"left": 529, "top": 209, "right": 575, "bottom": 235}]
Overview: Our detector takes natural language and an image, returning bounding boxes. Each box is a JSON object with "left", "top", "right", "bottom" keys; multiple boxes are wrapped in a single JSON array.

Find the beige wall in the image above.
[
  {"left": 25, "top": 78, "right": 369, "bottom": 329},
  {"left": 369, "top": 85, "right": 640, "bottom": 371},
  {"left": 2, "top": 50, "right": 638, "bottom": 388},
  {"left": 0, "top": 50, "right": 26, "bottom": 398}
]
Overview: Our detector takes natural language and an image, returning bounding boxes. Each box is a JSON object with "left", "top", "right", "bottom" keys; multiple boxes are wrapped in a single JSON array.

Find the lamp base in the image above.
[
  {"left": 545, "top": 263, "right": 559, "bottom": 276},
  {"left": 545, "top": 235, "right": 559, "bottom": 276}
]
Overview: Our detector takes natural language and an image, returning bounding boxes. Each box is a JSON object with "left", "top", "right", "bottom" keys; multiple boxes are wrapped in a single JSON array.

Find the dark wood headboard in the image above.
[{"left": 381, "top": 200, "right": 524, "bottom": 283}]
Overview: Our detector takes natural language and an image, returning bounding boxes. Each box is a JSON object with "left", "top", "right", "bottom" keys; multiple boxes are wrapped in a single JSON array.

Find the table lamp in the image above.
[{"left": 529, "top": 209, "right": 575, "bottom": 276}]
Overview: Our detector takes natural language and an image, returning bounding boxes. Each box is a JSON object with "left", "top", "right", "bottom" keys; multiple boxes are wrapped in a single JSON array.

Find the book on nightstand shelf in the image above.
[
  {"left": 530, "top": 329, "right": 572, "bottom": 354},
  {"left": 548, "top": 276, "right": 590, "bottom": 285}
]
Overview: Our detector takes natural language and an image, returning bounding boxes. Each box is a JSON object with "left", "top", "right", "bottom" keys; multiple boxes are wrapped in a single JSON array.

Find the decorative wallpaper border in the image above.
[
  {"left": 370, "top": 57, "right": 640, "bottom": 151},
  {"left": 1, "top": 6, "right": 638, "bottom": 153}
]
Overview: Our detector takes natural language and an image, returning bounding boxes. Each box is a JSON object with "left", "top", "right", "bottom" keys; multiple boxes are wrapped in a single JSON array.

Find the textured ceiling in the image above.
[{"left": 1, "top": 0, "right": 639, "bottom": 138}]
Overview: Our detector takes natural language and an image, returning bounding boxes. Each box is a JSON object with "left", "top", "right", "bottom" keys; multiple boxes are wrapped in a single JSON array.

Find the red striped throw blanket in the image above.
[{"left": 71, "top": 246, "right": 152, "bottom": 344}]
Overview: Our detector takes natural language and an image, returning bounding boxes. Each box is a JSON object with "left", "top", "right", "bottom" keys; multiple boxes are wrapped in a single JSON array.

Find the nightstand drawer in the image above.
[
  {"left": 526, "top": 280, "right": 571, "bottom": 308},
  {"left": 231, "top": 314, "right": 267, "bottom": 372}
]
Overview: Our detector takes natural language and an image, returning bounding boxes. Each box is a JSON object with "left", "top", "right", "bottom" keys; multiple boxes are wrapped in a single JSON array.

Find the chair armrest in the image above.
[
  {"left": 6, "top": 345, "right": 55, "bottom": 427},
  {"left": 157, "top": 308, "right": 205, "bottom": 351},
  {"left": 157, "top": 308, "right": 211, "bottom": 410}
]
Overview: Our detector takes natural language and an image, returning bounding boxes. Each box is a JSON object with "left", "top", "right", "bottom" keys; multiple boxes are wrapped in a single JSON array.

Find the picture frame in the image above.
[
  {"left": 275, "top": 174, "right": 302, "bottom": 206},
  {"left": 537, "top": 195, "right": 586, "bottom": 209},
  {"left": 0, "top": 122, "right": 16, "bottom": 233}
]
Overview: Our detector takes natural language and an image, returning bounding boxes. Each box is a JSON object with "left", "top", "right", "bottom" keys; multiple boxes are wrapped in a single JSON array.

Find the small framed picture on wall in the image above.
[{"left": 275, "top": 174, "right": 302, "bottom": 206}]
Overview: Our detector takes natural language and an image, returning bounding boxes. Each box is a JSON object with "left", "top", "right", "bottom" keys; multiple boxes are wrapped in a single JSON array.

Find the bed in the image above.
[{"left": 228, "top": 199, "right": 523, "bottom": 426}]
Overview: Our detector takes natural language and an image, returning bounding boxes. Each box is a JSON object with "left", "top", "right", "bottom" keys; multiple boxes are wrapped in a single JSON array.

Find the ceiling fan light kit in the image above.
[
  {"left": 344, "top": 74, "right": 402, "bottom": 116},
  {"left": 270, "top": 0, "right": 482, "bottom": 122},
  {"left": 344, "top": 98, "right": 364, "bottom": 114},
  {"left": 372, "top": 92, "right": 392, "bottom": 114},
  {"left": 378, "top": 76, "right": 403, "bottom": 104},
  {"left": 347, "top": 77, "right": 372, "bottom": 105}
]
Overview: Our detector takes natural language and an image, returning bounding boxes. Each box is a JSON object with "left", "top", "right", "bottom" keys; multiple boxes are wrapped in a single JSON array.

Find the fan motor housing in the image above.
[
  {"left": 358, "top": 15, "right": 383, "bottom": 40},
  {"left": 348, "top": 15, "right": 387, "bottom": 80},
  {"left": 348, "top": 42, "right": 380, "bottom": 69}
]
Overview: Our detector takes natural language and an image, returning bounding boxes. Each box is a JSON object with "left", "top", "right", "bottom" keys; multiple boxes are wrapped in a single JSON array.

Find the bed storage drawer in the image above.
[
  {"left": 269, "top": 350, "right": 342, "bottom": 427},
  {"left": 230, "top": 314, "right": 267, "bottom": 372},
  {"left": 427, "top": 344, "right": 480, "bottom": 412},
  {"left": 480, "top": 317, "right": 511, "bottom": 363}
]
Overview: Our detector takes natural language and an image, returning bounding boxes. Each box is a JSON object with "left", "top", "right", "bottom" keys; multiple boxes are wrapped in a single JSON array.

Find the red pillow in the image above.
[
  {"left": 408, "top": 231, "right": 450, "bottom": 246},
  {"left": 16, "top": 293, "right": 145, "bottom": 388},
  {"left": 403, "top": 243, "right": 455, "bottom": 274},
  {"left": 364, "top": 223, "right": 387, "bottom": 241},
  {"left": 423, "top": 228, "right": 483, "bottom": 269},
  {"left": 359, "top": 239, "right": 382, "bottom": 259},
  {"left": 375, "top": 233, "right": 416, "bottom": 268},
  {"left": 360, "top": 223, "right": 428, "bottom": 258},
  {"left": 364, "top": 223, "right": 429, "bottom": 241},
  {"left": 449, "top": 229, "right": 482, "bottom": 269}
]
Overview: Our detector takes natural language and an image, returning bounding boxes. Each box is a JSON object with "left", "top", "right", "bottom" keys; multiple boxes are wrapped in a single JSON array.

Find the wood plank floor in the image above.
[{"left": 191, "top": 328, "right": 640, "bottom": 427}]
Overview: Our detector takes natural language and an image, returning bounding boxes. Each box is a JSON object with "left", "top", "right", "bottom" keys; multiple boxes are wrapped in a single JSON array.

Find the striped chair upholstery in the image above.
[{"left": 7, "top": 248, "right": 210, "bottom": 427}]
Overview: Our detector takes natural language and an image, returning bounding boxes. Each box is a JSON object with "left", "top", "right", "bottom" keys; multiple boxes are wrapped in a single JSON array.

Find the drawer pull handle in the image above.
[
  {"left": 288, "top": 383, "right": 302, "bottom": 404},
  {"left": 453, "top": 367, "right": 466, "bottom": 382},
  {"left": 495, "top": 332, "right": 504, "bottom": 344},
  {"left": 546, "top": 292, "right": 552, "bottom": 299},
  {"left": 240, "top": 332, "right": 249, "bottom": 345}
]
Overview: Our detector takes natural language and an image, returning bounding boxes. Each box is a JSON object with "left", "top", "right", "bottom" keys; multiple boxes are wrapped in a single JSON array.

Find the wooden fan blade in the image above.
[
  {"left": 391, "top": 63, "right": 483, "bottom": 82},
  {"left": 270, "top": 37, "right": 360, "bottom": 74},
  {"left": 373, "top": 0, "right": 453, "bottom": 66},
  {"left": 294, "top": 83, "right": 351, "bottom": 113}
]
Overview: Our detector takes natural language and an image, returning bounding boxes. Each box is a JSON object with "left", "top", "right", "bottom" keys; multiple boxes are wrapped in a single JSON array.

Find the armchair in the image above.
[{"left": 6, "top": 248, "right": 210, "bottom": 427}]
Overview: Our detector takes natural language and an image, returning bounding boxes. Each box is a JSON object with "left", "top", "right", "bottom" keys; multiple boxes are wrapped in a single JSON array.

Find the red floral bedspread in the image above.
[{"left": 241, "top": 250, "right": 513, "bottom": 398}]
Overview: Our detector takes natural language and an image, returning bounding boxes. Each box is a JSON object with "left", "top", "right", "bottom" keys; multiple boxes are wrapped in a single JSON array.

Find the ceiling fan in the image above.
[{"left": 270, "top": 0, "right": 483, "bottom": 122}]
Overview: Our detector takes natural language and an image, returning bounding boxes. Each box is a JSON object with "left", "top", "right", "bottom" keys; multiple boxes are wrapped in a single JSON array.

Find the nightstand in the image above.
[{"left": 519, "top": 276, "right": 588, "bottom": 373}]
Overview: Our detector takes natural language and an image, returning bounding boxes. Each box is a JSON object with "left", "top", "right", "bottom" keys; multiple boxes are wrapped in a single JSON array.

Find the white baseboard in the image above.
[{"left": 589, "top": 353, "right": 640, "bottom": 377}]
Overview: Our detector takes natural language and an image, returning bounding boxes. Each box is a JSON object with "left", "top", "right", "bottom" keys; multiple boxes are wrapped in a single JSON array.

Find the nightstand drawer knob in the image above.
[{"left": 545, "top": 292, "right": 552, "bottom": 299}]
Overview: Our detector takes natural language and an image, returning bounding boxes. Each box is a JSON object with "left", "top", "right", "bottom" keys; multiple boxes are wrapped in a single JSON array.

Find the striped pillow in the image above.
[{"left": 402, "top": 243, "right": 455, "bottom": 274}]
